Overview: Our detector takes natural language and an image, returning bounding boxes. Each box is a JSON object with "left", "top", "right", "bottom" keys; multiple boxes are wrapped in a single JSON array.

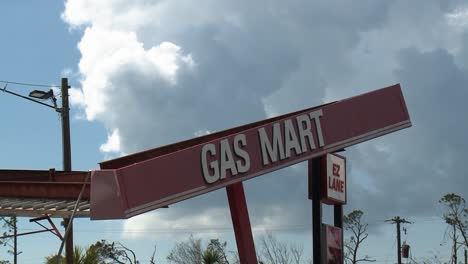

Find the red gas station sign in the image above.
[
  {"left": 91, "top": 84, "right": 411, "bottom": 220},
  {"left": 321, "top": 224, "right": 343, "bottom": 264}
]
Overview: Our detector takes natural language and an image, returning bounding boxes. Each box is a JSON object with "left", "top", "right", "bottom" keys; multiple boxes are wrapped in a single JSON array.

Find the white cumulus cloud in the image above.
[
  {"left": 62, "top": 0, "right": 468, "bottom": 237},
  {"left": 100, "top": 129, "right": 121, "bottom": 154}
]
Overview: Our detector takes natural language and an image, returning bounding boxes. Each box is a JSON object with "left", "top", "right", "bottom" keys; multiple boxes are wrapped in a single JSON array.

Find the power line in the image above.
[
  {"left": 0, "top": 80, "right": 60, "bottom": 88},
  {"left": 15, "top": 216, "right": 442, "bottom": 235}
]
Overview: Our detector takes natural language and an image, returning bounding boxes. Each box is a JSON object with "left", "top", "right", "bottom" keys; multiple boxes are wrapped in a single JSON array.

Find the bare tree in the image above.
[
  {"left": 257, "top": 233, "right": 303, "bottom": 264},
  {"left": 343, "top": 210, "right": 375, "bottom": 264},
  {"left": 439, "top": 193, "right": 467, "bottom": 264},
  {"left": 90, "top": 240, "right": 140, "bottom": 263},
  {"left": 167, "top": 236, "right": 231, "bottom": 264},
  {"left": 149, "top": 246, "right": 157, "bottom": 264},
  {"left": 0, "top": 216, "right": 20, "bottom": 264},
  {"left": 167, "top": 235, "right": 203, "bottom": 264},
  {"left": 290, "top": 244, "right": 303, "bottom": 264}
]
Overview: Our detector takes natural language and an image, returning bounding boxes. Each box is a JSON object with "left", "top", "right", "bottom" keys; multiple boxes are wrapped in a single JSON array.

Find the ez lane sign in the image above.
[{"left": 322, "top": 153, "right": 346, "bottom": 205}]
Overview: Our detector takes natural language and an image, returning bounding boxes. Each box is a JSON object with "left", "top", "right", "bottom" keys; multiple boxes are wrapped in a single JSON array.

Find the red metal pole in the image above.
[{"left": 226, "top": 182, "right": 258, "bottom": 264}]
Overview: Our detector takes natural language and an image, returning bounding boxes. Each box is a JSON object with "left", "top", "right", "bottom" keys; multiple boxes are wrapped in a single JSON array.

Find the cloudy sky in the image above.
[{"left": 0, "top": 0, "right": 467, "bottom": 262}]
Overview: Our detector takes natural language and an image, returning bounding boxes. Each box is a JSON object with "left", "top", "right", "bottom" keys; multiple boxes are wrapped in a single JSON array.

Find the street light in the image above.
[
  {"left": 1, "top": 79, "right": 74, "bottom": 264},
  {"left": 28, "top": 89, "right": 58, "bottom": 110},
  {"left": 28, "top": 89, "right": 54, "bottom": 99},
  {"left": 24, "top": 84, "right": 70, "bottom": 173},
  {"left": 30, "top": 80, "right": 73, "bottom": 264}
]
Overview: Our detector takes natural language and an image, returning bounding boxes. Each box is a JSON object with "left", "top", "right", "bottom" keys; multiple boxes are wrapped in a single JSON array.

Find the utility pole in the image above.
[
  {"left": 385, "top": 216, "right": 411, "bottom": 264},
  {"left": 61, "top": 78, "right": 72, "bottom": 178},
  {"left": 61, "top": 78, "right": 73, "bottom": 264}
]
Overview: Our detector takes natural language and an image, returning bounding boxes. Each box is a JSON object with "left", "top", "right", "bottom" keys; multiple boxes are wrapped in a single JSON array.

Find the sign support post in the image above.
[
  {"left": 226, "top": 182, "right": 257, "bottom": 264},
  {"left": 313, "top": 153, "right": 346, "bottom": 263},
  {"left": 309, "top": 158, "right": 322, "bottom": 264},
  {"left": 334, "top": 204, "right": 344, "bottom": 264}
]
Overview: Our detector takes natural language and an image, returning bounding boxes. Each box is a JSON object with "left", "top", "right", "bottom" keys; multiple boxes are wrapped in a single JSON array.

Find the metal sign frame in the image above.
[{"left": 91, "top": 84, "right": 411, "bottom": 220}]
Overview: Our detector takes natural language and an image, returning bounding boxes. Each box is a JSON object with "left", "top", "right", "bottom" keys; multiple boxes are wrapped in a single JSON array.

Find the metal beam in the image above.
[
  {"left": 0, "top": 169, "right": 87, "bottom": 182},
  {"left": 0, "top": 181, "right": 90, "bottom": 200},
  {"left": 0, "top": 209, "right": 89, "bottom": 218}
]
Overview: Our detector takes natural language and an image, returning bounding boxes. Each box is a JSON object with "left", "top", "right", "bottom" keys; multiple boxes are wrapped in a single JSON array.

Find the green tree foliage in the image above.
[
  {"left": 439, "top": 193, "right": 467, "bottom": 247},
  {"left": 204, "top": 239, "right": 230, "bottom": 264},
  {"left": 202, "top": 248, "right": 224, "bottom": 264},
  {"left": 45, "top": 246, "right": 101, "bottom": 264},
  {"left": 343, "top": 210, "right": 375, "bottom": 264},
  {"left": 45, "top": 240, "right": 144, "bottom": 264}
]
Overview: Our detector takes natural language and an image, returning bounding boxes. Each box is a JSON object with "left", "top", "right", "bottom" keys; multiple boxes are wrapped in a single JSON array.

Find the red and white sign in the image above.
[
  {"left": 321, "top": 153, "right": 346, "bottom": 205},
  {"left": 91, "top": 84, "right": 411, "bottom": 220},
  {"left": 321, "top": 224, "right": 343, "bottom": 264}
]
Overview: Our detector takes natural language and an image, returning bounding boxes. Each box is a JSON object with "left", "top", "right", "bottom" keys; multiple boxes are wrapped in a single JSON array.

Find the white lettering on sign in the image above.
[
  {"left": 201, "top": 109, "right": 324, "bottom": 184},
  {"left": 259, "top": 109, "right": 325, "bottom": 165},
  {"left": 201, "top": 143, "right": 218, "bottom": 183},
  {"left": 220, "top": 139, "right": 237, "bottom": 179},
  {"left": 258, "top": 123, "right": 285, "bottom": 165},
  {"left": 201, "top": 134, "right": 250, "bottom": 184},
  {"left": 284, "top": 119, "right": 302, "bottom": 159},
  {"left": 309, "top": 110, "right": 325, "bottom": 147},
  {"left": 233, "top": 134, "right": 250, "bottom": 173},
  {"left": 296, "top": 114, "right": 316, "bottom": 152}
]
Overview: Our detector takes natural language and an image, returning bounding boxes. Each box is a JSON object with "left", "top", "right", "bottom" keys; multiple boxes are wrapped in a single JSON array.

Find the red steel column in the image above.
[{"left": 226, "top": 182, "right": 258, "bottom": 264}]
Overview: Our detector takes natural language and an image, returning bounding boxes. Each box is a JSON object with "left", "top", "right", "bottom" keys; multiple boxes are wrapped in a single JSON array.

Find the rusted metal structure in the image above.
[
  {"left": 0, "top": 169, "right": 90, "bottom": 218},
  {"left": 0, "top": 84, "right": 411, "bottom": 263}
]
